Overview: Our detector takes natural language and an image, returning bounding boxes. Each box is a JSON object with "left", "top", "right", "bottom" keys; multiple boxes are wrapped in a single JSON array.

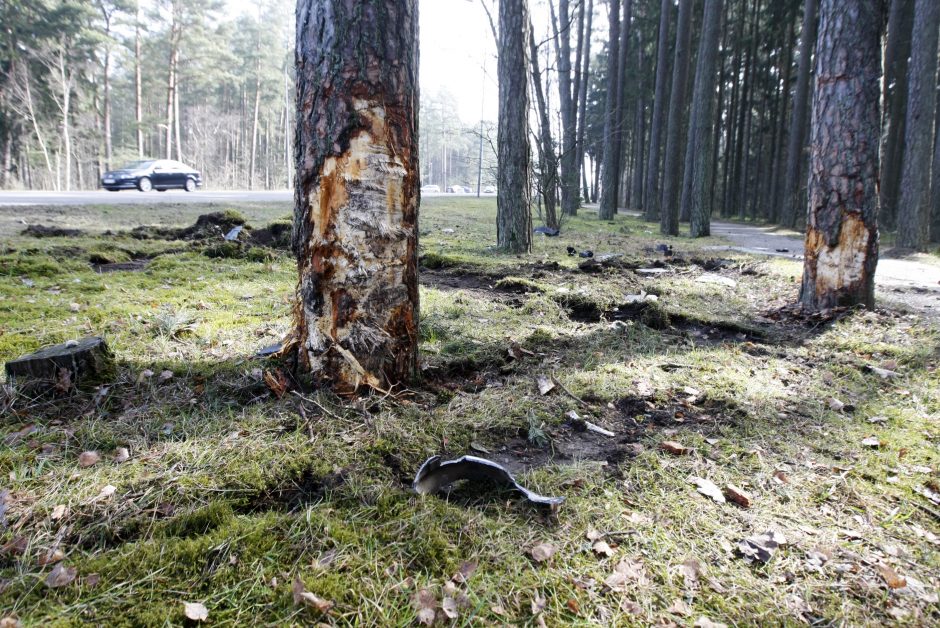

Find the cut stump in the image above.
[{"left": 4, "top": 337, "right": 115, "bottom": 389}]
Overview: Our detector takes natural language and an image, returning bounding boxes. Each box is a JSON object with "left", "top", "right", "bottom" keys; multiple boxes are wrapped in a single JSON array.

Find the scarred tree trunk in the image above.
[
  {"left": 497, "top": 0, "right": 532, "bottom": 252},
  {"left": 291, "top": 0, "right": 419, "bottom": 393},
  {"left": 799, "top": 0, "right": 880, "bottom": 311},
  {"left": 896, "top": 0, "right": 939, "bottom": 251}
]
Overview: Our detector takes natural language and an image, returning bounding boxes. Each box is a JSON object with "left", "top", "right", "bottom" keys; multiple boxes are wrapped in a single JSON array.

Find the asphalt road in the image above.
[
  {"left": 0, "top": 190, "right": 294, "bottom": 206},
  {"left": 0, "top": 190, "right": 479, "bottom": 206}
]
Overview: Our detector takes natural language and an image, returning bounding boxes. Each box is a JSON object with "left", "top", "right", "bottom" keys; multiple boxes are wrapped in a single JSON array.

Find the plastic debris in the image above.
[
  {"left": 413, "top": 455, "right": 564, "bottom": 506},
  {"left": 224, "top": 225, "right": 243, "bottom": 241},
  {"left": 533, "top": 226, "right": 560, "bottom": 236}
]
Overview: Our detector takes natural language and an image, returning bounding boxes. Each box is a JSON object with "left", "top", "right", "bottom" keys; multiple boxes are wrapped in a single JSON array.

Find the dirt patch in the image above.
[
  {"left": 21, "top": 224, "right": 86, "bottom": 238},
  {"left": 92, "top": 259, "right": 150, "bottom": 273},
  {"left": 128, "top": 211, "right": 248, "bottom": 241}
]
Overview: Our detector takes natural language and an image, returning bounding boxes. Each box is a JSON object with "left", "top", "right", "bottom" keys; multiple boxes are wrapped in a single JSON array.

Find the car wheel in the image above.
[
  {"left": 184, "top": 178, "right": 196, "bottom": 192},
  {"left": 137, "top": 177, "right": 152, "bottom": 192}
]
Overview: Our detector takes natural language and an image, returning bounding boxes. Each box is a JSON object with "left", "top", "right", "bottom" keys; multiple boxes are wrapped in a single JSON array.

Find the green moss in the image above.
[
  {"left": 494, "top": 276, "right": 546, "bottom": 293},
  {"left": 418, "top": 250, "right": 461, "bottom": 269},
  {"left": 88, "top": 247, "right": 132, "bottom": 265},
  {"left": 204, "top": 242, "right": 244, "bottom": 259}
]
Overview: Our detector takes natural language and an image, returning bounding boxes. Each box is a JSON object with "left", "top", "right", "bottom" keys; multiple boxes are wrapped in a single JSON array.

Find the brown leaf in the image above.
[
  {"left": 55, "top": 368, "right": 72, "bottom": 393},
  {"left": 861, "top": 436, "right": 882, "bottom": 448},
  {"left": 183, "top": 602, "right": 208, "bottom": 622},
  {"left": 113, "top": 447, "right": 130, "bottom": 463},
  {"left": 566, "top": 598, "right": 580, "bottom": 614},
  {"left": 413, "top": 588, "right": 436, "bottom": 625},
  {"left": 737, "top": 530, "right": 786, "bottom": 563},
  {"left": 585, "top": 529, "right": 602, "bottom": 542},
  {"left": 690, "top": 477, "right": 725, "bottom": 503},
  {"left": 667, "top": 599, "right": 692, "bottom": 616},
  {"left": 78, "top": 451, "right": 100, "bottom": 467},
  {"left": 451, "top": 560, "right": 478, "bottom": 584},
  {"left": 592, "top": 540, "right": 615, "bottom": 558},
  {"left": 292, "top": 575, "right": 334, "bottom": 613},
  {"left": 679, "top": 559, "right": 701, "bottom": 588},
  {"left": 44, "top": 563, "right": 76, "bottom": 588},
  {"left": 0, "top": 537, "right": 26, "bottom": 557},
  {"left": 441, "top": 596, "right": 458, "bottom": 620},
  {"left": 37, "top": 548, "right": 65, "bottom": 566},
  {"left": 530, "top": 542, "right": 555, "bottom": 563},
  {"left": 694, "top": 617, "right": 728, "bottom": 628},
  {"left": 620, "top": 599, "right": 643, "bottom": 615},
  {"left": 0, "top": 617, "right": 23, "bottom": 628},
  {"left": 723, "top": 484, "right": 752, "bottom": 508},
  {"left": 50, "top": 504, "right": 67, "bottom": 520},
  {"left": 535, "top": 375, "right": 555, "bottom": 396},
  {"left": 772, "top": 469, "right": 790, "bottom": 484},
  {"left": 876, "top": 563, "right": 907, "bottom": 589},
  {"left": 605, "top": 557, "right": 649, "bottom": 591},
  {"left": 660, "top": 441, "right": 690, "bottom": 455}
]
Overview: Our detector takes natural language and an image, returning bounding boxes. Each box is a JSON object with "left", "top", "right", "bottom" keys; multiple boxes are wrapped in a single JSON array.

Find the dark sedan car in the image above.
[{"left": 101, "top": 159, "right": 202, "bottom": 192}]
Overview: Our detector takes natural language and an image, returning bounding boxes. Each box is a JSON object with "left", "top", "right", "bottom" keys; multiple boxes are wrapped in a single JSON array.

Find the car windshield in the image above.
[{"left": 122, "top": 160, "right": 154, "bottom": 170}]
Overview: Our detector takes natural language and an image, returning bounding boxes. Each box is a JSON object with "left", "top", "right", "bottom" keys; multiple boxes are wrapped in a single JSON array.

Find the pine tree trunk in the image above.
[
  {"left": 768, "top": 6, "right": 796, "bottom": 223},
  {"left": 896, "top": 0, "right": 939, "bottom": 251},
  {"left": 643, "top": 0, "right": 672, "bottom": 222},
  {"left": 553, "top": 0, "right": 579, "bottom": 217},
  {"left": 135, "top": 3, "right": 143, "bottom": 158},
  {"left": 799, "top": 0, "right": 880, "bottom": 311},
  {"left": 932, "top": 77, "right": 940, "bottom": 242},
  {"left": 530, "top": 23, "right": 559, "bottom": 230},
  {"left": 879, "top": 0, "right": 914, "bottom": 230},
  {"left": 574, "top": 0, "right": 594, "bottom": 215},
  {"left": 292, "top": 0, "right": 419, "bottom": 393},
  {"left": 598, "top": 0, "right": 622, "bottom": 220},
  {"left": 780, "top": 0, "right": 818, "bottom": 228},
  {"left": 688, "top": 0, "right": 724, "bottom": 237},
  {"left": 659, "top": 0, "right": 692, "bottom": 236},
  {"left": 497, "top": 0, "right": 532, "bottom": 252}
]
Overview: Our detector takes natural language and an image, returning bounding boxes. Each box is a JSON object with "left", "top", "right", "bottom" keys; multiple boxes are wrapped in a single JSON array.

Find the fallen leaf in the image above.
[
  {"left": 55, "top": 368, "right": 72, "bottom": 393},
  {"left": 442, "top": 596, "right": 458, "bottom": 620},
  {"left": 690, "top": 477, "right": 725, "bottom": 503},
  {"left": 772, "top": 469, "right": 790, "bottom": 484},
  {"left": 50, "top": 504, "right": 67, "bottom": 520},
  {"left": 530, "top": 542, "right": 555, "bottom": 563},
  {"left": 695, "top": 616, "right": 728, "bottom": 628},
  {"left": 586, "top": 529, "right": 602, "bottom": 542},
  {"left": 605, "top": 557, "right": 648, "bottom": 591},
  {"left": 89, "top": 485, "right": 116, "bottom": 503},
  {"left": 620, "top": 599, "right": 643, "bottom": 615},
  {"left": 413, "top": 588, "right": 437, "bottom": 625},
  {"left": 37, "top": 548, "right": 65, "bottom": 566},
  {"left": 158, "top": 370, "right": 174, "bottom": 382},
  {"left": 69, "top": 302, "right": 80, "bottom": 312},
  {"left": 530, "top": 593, "right": 547, "bottom": 614},
  {"left": 183, "top": 602, "right": 208, "bottom": 622},
  {"left": 868, "top": 415, "right": 888, "bottom": 424},
  {"left": 44, "top": 563, "right": 76, "bottom": 588},
  {"left": 78, "top": 451, "right": 100, "bottom": 467},
  {"left": 737, "top": 530, "right": 786, "bottom": 564},
  {"left": 915, "top": 484, "right": 940, "bottom": 505},
  {"left": 136, "top": 369, "right": 154, "bottom": 384},
  {"left": 566, "top": 598, "right": 580, "bottom": 614},
  {"left": 805, "top": 549, "right": 830, "bottom": 572},
  {"left": 490, "top": 604, "right": 506, "bottom": 616},
  {"left": 451, "top": 560, "right": 478, "bottom": 584},
  {"left": 0, "top": 537, "right": 26, "bottom": 557},
  {"left": 827, "top": 397, "right": 845, "bottom": 412},
  {"left": 861, "top": 436, "right": 882, "bottom": 448},
  {"left": 113, "top": 447, "right": 130, "bottom": 463},
  {"left": 667, "top": 599, "right": 691, "bottom": 616},
  {"left": 0, "top": 617, "right": 22, "bottom": 628},
  {"left": 592, "top": 540, "right": 615, "bottom": 558},
  {"left": 292, "top": 575, "right": 334, "bottom": 613},
  {"left": 660, "top": 441, "right": 690, "bottom": 455},
  {"left": 876, "top": 563, "right": 907, "bottom": 589},
  {"left": 679, "top": 559, "right": 701, "bottom": 588},
  {"left": 723, "top": 484, "right": 752, "bottom": 508},
  {"left": 535, "top": 375, "right": 555, "bottom": 396}
]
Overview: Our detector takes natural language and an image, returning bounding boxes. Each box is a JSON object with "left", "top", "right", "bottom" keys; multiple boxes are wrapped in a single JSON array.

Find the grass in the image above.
[{"left": 1, "top": 197, "right": 938, "bottom": 626}]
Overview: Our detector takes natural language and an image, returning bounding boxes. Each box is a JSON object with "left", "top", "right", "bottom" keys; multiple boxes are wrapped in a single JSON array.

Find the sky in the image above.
[{"left": 224, "top": 0, "right": 504, "bottom": 123}]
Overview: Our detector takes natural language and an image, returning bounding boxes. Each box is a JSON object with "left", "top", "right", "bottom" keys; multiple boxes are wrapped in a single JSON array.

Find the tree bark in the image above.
[
  {"left": 497, "top": 0, "right": 532, "bottom": 251},
  {"left": 896, "top": 0, "right": 939, "bottom": 251},
  {"left": 598, "top": 0, "right": 622, "bottom": 220},
  {"left": 135, "top": 1, "right": 143, "bottom": 158},
  {"left": 574, "top": 0, "right": 594, "bottom": 216},
  {"left": 687, "top": 0, "right": 724, "bottom": 237},
  {"left": 249, "top": 25, "right": 262, "bottom": 190},
  {"left": 529, "top": 22, "right": 559, "bottom": 230},
  {"left": 780, "top": 0, "right": 818, "bottom": 228},
  {"left": 551, "top": 0, "right": 579, "bottom": 217},
  {"left": 643, "top": 0, "right": 672, "bottom": 221},
  {"left": 292, "top": 0, "right": 419, "bottom": 393},
  {"left": 799, "top": 0, "right": 880, "bottom": 311},
  {"left": 659, "top": 0, "right": 692, "bottom": 235},
  {"left": 879, "top": 0, "right": 914, "bottom": 230}
]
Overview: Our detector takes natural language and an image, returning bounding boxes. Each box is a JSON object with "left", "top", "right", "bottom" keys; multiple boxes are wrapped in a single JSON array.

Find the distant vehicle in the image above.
[
  {"left": 483, "top": 186, "right": 496, "bottom": 194},
  {"left": 463, "top": 186, "right": 473, "bottom": 193},
  {"left": 101, "top": 159, "right": 202, "bottom": 192},
  {"left": 421, "top": 184, "right": 440, "bottom": 193}
]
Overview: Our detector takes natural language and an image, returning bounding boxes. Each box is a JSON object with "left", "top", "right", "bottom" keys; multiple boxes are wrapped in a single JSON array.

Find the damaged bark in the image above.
[
  {"left": 799, "top": 0, "right": 880, "bottom": 311},
  {"left": 292, "top": 0, "right": 419, "bottom": 393}
]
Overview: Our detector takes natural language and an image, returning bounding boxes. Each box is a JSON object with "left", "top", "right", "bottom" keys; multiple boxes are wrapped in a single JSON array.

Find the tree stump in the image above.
[{"left": 4, "top": 337, "right": 115, "bottom": 389}]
